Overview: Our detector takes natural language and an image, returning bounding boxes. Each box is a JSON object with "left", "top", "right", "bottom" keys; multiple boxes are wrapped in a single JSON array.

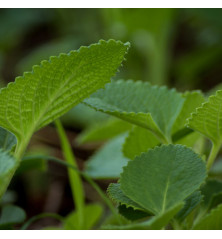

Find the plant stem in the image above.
[
  {"left": 21, "top": 213, "right": 64, "bottom": 230},
  {"left": 207, "top": 142, "right": 221, "bottom": 171},
  {"left": 55, "top": 119, "right": 85, "bottom": 229}
]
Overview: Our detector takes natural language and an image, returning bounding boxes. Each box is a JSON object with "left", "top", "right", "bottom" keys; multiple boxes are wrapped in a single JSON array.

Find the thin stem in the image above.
[
  {"left": 207, "top": 142, "right": 221, "bottom": 171},
  {"left": 21, "top": 213, "right": 64, "bottom": 230},
  {"left": 55, "top": 119, "right": 85, "bottom": 229},
  {"left": 22, "top": 155, "right": 121, "bottom": 224}
]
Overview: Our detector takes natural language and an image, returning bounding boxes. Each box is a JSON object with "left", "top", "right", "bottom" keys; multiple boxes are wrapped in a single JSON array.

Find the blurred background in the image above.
[{"left": 1, "top": 8, "right": 222, "bottom": 229}]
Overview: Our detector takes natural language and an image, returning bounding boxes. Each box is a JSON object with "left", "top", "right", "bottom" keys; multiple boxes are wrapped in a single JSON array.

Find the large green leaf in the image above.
[
  {"left": 120, "top": 144, "right": 206, "bottom": 215},
  {"left": 84, "top": 80, "right": 185, "bottom": 143},
  {"left": 0, "top": 127, "right": 16, "bottom": 151},
  {"left": 0, "top": 205, "right": 26, "bottom": 229},
  {"left": 193, "top": 204, "right": 222, "bottom": 229},
  {"left": 0, "top": 150, "right": 18, "bottom": 198},
  {"left": 0, "top": 40, "right": 129, "bottom": 151},
  {"left": 188, "top": 90, "right": 222, "bottom": 145},
  {"left": 84, "top": 134, "right": 129, "bottom": 179},
  {"left": 122, "top": 126, "right": 159, "bottom": 160}
]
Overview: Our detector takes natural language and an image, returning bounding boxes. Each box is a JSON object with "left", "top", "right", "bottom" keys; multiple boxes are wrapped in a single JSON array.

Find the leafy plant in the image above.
[{"left": 1, "top": 38, "right": 222, "bottom": 230}]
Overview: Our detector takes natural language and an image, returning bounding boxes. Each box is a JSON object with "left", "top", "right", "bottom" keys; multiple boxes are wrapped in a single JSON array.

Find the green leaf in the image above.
[
  {"left": 172, "top": 91, "right": 205, "bottom": 134},
  {"left": 84, "top": 134, "right": 129, "bottom": 179},
  {"left": 188, "top": 90, "right": 222, "bottom": 145},
  {"left": 0, "top": 40, "right": 129, "bottom": 153},
  {"left": 77, "top": 118, "right": 132, "bottom": 144},
  {"left": 103, "top": 203, "right": 183, "bottom": 230},
  {"left": 120, "top": 144, "right": 206, "bottom": 215},
  {"left": 193, "top": 204, "right": 222, "bottom": 229},
  {"left": 0, "top": 127, "right": 16, "bottom": 151},
  {"left": 107, "top": 183, "right": 147, "bottom": 211},
  {"left": 64, "top": 204, "right": 103, "bottom": 230},
  {"left": 0, "top": 205, "right": 26, "bottom": 229},
  {"left": 175, "top": 191, "right": 203, "bottom": 222},
  {"left": 118, "top": 205, "right": 150, "bottom": 221},
  {"left": 0, "top": 150, "right": 18, "bottom": 198},
  {"left": 201, "top": 179, "right": 222, "bottom": 209},
  {"left": 123, "top": 126, "right": 159, "bottom": 160},
  {"left": 84, "top": 80, "right": 185, "bottom": 143}
]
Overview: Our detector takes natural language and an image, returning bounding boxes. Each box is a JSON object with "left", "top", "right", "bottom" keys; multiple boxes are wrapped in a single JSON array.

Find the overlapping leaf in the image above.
[
  {"left": 119, "top": 145, "right": 206, "bottom": 215},
  {"left": 122, "top": 126, "right": 159, "bottom": 160},
  {"left": 85, "top": 134, "right": 129, "bottom": 179},
  {"left": 0, "top": 40, "right": 129, "bottom": 146},
  {"left": 0, "top": 127, "right": 16, "bottom": 151},
  {"left": 193, "top": 204, "right": 222, "bottom": 229},
  {"left": 84, "top": 80, "right": 185, "bottom": 143},
  {"left": 188, "top": 90, "right": 222, "bottom": 145},
  {"left": 0, "top": 150, "right": 18, "bottom": 198}
]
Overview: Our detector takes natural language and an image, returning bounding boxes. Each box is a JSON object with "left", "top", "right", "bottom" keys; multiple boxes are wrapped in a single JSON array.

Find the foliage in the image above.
[{"left": 1, "top": 34, "right": 222, "bottom": 230}]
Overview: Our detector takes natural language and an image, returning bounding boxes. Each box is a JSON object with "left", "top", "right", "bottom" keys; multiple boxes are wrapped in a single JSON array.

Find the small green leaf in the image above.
[
  {"left": 84, "top": 134, "right": 129, "bottom": 179},
  {"left": 0, "top": 205, "right": 26, "bottom": 229},
  {"left": 77, "top": 118, "right": 132, "bottom": 144},
  {"left": 188, "top": 90, "right": 222, "bottom": 145},
  {"left": 172, "top": 91, "right": 205, "bottom": 134},
  {"left": 118, "top": 205, "right": 150, "bottom": 221},
  {"left": 175, "top": 191, "right": 203, "bottom": 222},
  {"left": 84, "top": 80, "right": 185, "bottom": 143},
  {"left": 107, "top": 183, "right": 146, "bottom": 211},
  {"left": 0, "top": 40, "right": 129, "bottom": 150},
  {"left": 64, "top": 204, "right": 103, "bottom": 230},
  {"left": 0, "top": 127, "right": 16, "bottom": 151},
  {"left": 0, "top": 150, "right": 18, "bottom": 198},
  {"left": 193, "top": 204, "right": 222, "bottom": 229},
  {"left": 120, "top": 144, "right": 206, "bottom": 215},
  {"left": 201, "top": 179, "right": 222, "bottom": 209},
  {"left": 103, "top": 203, "right": 183, "bottom": 230},
  {"left": 122, "top": 126, "right": 159, "bottom": 160}
]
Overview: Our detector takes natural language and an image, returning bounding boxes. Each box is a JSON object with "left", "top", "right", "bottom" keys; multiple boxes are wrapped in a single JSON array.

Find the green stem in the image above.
[
  {"left": 22, "top": 155, "right": 121, "bottom": 224},
  {"left": 21, "top": 213, "right": 64, "bottom": 230},
  {"left": 207, "top": 142, "right": 221, "bottom": 171},
  {"left": 55, "top": 119, "right": 85, "bottom": 229}
]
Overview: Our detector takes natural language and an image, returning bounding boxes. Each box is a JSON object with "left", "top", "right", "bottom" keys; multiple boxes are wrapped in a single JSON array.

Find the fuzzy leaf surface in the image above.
[
  {"left": 107, "top": 183, "right": 146, "bottom": 211},
  {"left": 188, "top": 90, "right": 222, "bottom": 145},
  {"left": 84, "top": 80, "right": 185, "bottom": 142},
  {"left": 84, "top": 134, "right": 129, "bottom": 179},
  {"left": 120, "top": 144, "right": 206, "bottom": 215},
  {"left": 0, "top": 40, "right": 129, "bottom": 143}
]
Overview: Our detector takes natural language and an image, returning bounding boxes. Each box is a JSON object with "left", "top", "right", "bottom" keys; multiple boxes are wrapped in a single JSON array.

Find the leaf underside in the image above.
[{"left": 0, "top": 40, "right": 129, "bottom": 144}]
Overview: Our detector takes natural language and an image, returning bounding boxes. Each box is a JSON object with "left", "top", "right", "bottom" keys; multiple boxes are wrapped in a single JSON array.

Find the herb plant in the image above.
[{"left": 1, "top": 39, "right": 222, "bottom": 230}]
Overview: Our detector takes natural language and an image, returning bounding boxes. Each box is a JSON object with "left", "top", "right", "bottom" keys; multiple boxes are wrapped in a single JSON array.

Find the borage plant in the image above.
[{"left": 0, "top": 39, "right": 222, "bottom": 230}]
